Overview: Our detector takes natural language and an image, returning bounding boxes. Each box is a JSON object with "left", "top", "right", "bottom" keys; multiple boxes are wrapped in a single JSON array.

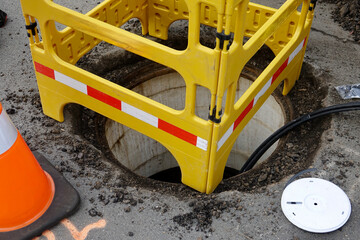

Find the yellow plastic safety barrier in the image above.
[
  {"left": 20, "top": 0, "right": 316, "bottom": 193},
  {"left": 207, "top": 0, "right": 316, "bottom": 193}
]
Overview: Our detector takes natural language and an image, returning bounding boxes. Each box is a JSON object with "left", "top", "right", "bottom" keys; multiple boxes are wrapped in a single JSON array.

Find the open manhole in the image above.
[
  {"left": 74, "top": 37, "right": 329, "bottom": 194},
  {"left": 102, "top": 64, "right": 287, "bottom": 184}
]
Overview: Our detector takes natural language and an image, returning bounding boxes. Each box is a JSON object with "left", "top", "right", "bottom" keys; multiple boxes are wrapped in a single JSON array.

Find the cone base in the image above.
[{"left": 0, "top": 151, "right": 80, "bottom": 240}]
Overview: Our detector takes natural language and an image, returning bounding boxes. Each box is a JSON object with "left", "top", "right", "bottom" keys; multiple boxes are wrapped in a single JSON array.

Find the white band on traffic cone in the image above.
[{"left": 0, "top": 108, "right": 18, "bottom": 155}]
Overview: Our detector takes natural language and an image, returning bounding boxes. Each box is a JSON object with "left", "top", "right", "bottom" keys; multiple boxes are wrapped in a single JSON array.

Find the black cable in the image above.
[
  {"left": 239, "top": 101, "right": 360, "bottom": 173},
  {"left": 284, "top": 168, "right": 317, "bottom": 188}
]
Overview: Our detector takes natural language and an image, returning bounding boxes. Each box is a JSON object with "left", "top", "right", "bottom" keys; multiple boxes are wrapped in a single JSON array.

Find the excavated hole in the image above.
[{"left": 74, "top": 43, "right": 329, "bottom": 194}]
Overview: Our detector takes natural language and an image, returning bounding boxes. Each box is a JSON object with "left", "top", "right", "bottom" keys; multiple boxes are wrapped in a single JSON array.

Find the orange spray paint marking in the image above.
[
  {"left": 61, "top": 218, "right": 107, "bottom": 240},
  {"left": 32, "top": 230, "right": 56, "bottom": 240}
]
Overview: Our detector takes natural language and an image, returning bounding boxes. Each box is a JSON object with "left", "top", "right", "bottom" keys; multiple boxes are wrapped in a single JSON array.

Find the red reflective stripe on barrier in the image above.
[
  {"left": 34, "top": 62, "right": 55, "bottom": 79},
  {"left": 303, "top": 37, "right": 307, "bottom": 47},
  {"left": 87, "top": 86, "right": 122, "bottom": 111},
  {"left": 272, "top": 58, "right": 289, "bottom": 83},
  {"left": 158, "top": 119, "right": 198, "bottom": 146},
  {"left": 234, "top": 100, "right": 254, "bottom": 130}
]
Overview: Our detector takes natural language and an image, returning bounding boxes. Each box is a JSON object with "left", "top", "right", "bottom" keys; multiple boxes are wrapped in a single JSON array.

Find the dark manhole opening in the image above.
[{"left": 149, "top": 167, "right": 240, "bottom": 183}]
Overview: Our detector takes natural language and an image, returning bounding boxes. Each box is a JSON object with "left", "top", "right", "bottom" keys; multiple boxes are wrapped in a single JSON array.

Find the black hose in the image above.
[
  {"left": 239, "top": 101, "right": 360, "bottom": 173},
  {"left": 284, "top": 168, "right": 317, "bottom": 188}
]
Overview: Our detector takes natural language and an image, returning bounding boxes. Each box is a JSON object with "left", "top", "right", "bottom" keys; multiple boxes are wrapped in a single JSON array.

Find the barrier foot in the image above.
[{"left": 0, "top": 151, "right": 80, "bottom": 240}]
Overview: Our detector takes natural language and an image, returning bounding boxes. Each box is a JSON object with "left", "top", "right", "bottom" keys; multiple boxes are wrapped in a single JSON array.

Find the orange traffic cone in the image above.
[
  {"left": 0, "top": 103, "right": 55, "bottom": 231},
  {"left": 0, "top": 102, "right": 79, "bottom": 239}
]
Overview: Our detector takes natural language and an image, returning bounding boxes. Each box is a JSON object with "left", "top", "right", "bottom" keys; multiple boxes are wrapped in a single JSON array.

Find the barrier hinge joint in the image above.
[
  {"left": 216, "top": 31, "right": 232, "bottom": 50},
  {"left": 208, "top": 105, "right": 222, "bottom": 123},
  {"left": 309, "top": 0, "right": 317, "bottom": 11},
  {"left": 25, "top": 21, "right": 38, "bottom": 37}
]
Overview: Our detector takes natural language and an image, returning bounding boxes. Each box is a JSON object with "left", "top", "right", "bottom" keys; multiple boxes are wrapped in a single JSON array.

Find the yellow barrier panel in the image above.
[
  {"left": 206, "top": 0, "right": 315, "bottom": 193},
  {"left": 20, "top": 0, "right": 316, "bottom": 193}
]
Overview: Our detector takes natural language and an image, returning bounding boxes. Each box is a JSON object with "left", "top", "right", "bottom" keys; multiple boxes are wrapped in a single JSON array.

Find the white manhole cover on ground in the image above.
[{"left": 281, "top": 178, "right": 351, "bottom": 233}]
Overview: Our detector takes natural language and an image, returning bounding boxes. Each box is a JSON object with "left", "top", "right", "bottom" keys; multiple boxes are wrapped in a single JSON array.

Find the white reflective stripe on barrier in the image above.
[
  {"left": 217, "top": 123, "right": 234, "bottom": 151},
  {"left": 54, "top": 71, "right": 88, "bottom": 94},
  {"left": 0, "top": 110, "right": 18, "bottom": 155},
  {"left": 288, "top": 38, "right": 306, "bottom": 64},
  {"left": 253, "top": 77, "right": 272, "bottom": 106},
  {"left": 196, "top": 137, "right": 208, "bottom": 151},
  {"left": 122, "top": 102, "right": 159, "bottom": 128}
]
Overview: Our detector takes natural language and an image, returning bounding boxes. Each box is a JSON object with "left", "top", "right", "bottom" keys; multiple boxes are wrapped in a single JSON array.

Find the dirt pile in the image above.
[{"left": 323, "top": 0, "right": 360, "bottom": 42}]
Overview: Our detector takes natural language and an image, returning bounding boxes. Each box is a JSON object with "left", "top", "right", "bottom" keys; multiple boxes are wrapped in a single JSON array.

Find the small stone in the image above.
[
  {"left": 94, "top": 181, "right": 102, "bottom": 190},
  {"left": 130, "top": 199, "right": 138, "bottom": 206},
  {"left": 288, "top": 153, "right": 300, "bottom": 161},
  {"left": 51, "top": 129, "right": 61, "bottom": 134},
  {"left": 336, "top": 174, "right": 344, "bottom": 180},
  {"left": 286, "top": 143, "right": 294, "bottom": 148},
  {"left": 98, "top": 194, "right": 105, "bottom": 201},
  {"left": 128, "top": 232, "right": 134, "bottom": 237},
  {"left": 6, "top": 108, "right": 16, "bottom": 115},
  {"left": 124, "top": 206, "right": 131, "bottom": 212},
  {"left": 88, "top": 208, "right": 98, "bottom": 217},
  {"left": 340, "top": 4, "right": 350, "bottom": 18},
  {"left": 44, "top": 121, "right": 55, "bottom": 127},
  {"left": 258, "top": 173, "right": 268, "bottom": 182}
]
